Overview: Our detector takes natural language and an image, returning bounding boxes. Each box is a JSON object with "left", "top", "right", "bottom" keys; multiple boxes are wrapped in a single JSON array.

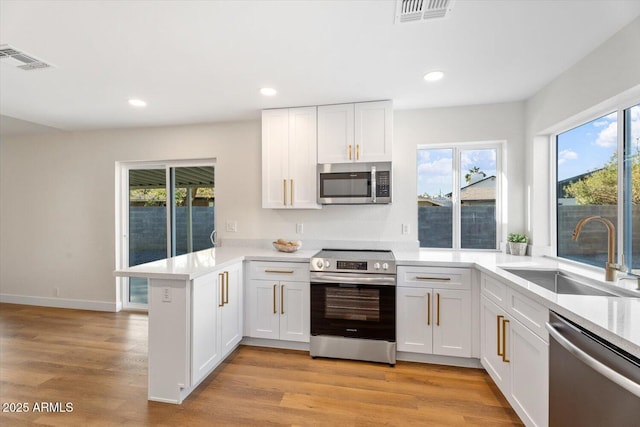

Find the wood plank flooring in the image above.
[{"left": 0, "top": 303, "right": 522, "bottom": 426}]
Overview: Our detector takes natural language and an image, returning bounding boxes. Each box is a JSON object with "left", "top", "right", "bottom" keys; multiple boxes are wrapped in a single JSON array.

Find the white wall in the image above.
[
  {"left": 525, "top": 17, "right": 640, "bottom": 253},
  {"left": 0, "top": 101, "right": 526, "bottom": 309}
]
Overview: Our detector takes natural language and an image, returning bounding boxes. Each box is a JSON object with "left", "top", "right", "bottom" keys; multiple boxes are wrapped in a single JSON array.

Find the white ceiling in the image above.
[{"left": 1, "top": 0, "right": 639, "bottom": 136}]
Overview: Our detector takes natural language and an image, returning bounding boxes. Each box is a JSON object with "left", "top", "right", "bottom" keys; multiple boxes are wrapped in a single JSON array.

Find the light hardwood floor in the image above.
[{"left": 0, "top": 303, "right": 523, "bottom": 426}]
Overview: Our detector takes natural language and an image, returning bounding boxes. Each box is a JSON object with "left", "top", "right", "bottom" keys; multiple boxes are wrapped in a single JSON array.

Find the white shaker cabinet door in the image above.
[
  {"left": 317, "top": 103, "right": 354, "bottom": 164},
  {"left": 191, "top": 272, "right": 221, "bottom": 386},
  {"left": 397, "top": 286, "right": 433, "bottom": 354},
  {"left": 246, "top": 279, "right": 281, "bottom": 340},
  {"left": 279, "top": 281, "right": 310, "bottom": 342},
  {"left": 354, "top": 100, "right": 392, "bottom": 162},
  {"left": 432, "top": 289, "right": 472, "bottom": 358}
]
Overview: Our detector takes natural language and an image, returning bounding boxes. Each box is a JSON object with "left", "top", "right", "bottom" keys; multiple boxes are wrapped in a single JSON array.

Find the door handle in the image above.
[
  {"left": 348, "top": 144, "right": 352, "bottom": 160},
  {"left": 502, "top": 318, "right": 510, "bottom": 363},
  {"left": 224, "top": 271, "right": 229, "bottom": 304},
  {"left": 436, "top": 293, "right": 440, "bottom": 326},
  {"left": 497, "top": 315, "right": 504, "bottom": 357},
  {"left": 280, "top": 285, "right": 285, "bottom": 315},
  {"left": 273, "top": 284, "right": 277, "bottom": 314},
  {"left": 218, "top": 273, "right": 224, "bottom": 307},
  {"left": 427, "top": 292, "right": 431, "bottom": 326}
]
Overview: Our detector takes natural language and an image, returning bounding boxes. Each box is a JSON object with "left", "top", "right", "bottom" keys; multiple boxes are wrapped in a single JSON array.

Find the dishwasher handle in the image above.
[{"left": 546, "top": 322, "right": 640, "bottom": 398}]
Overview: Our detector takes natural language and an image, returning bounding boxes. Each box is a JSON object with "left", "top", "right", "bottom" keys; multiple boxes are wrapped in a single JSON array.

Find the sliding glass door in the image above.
[{"left": 121, "top": 161, "right": 215, "bottom": 309}]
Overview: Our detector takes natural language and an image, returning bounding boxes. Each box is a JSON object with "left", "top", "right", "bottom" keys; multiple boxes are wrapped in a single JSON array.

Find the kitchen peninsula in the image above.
[{"left": 115, "top": 245, "right": 640, "bottom": 417}]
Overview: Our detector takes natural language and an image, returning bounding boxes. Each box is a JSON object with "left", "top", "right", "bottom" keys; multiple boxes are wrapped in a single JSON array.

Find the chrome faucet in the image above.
[{"left": 572, "top": 216, "right": 619, "bottom": 281}]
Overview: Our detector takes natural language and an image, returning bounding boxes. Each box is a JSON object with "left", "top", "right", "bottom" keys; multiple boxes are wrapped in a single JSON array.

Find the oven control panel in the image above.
[{"left": 311, "top": 257, "right": 395, "bottom": 274}]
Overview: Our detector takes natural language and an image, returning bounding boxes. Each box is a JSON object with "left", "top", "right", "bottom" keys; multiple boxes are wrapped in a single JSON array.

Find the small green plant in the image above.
[{"left": 507, "top": 233, "right": 528, "bottom": 243}]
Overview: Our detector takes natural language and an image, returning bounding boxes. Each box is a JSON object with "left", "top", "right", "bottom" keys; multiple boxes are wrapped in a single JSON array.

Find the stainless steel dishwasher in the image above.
[{"left": 546, "top": 311, "right": 640, "bottom": 426}]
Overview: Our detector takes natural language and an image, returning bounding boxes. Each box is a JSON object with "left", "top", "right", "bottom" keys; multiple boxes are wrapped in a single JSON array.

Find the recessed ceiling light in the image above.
[
  {"left": 260, "top": 87, "right": 277, "bottom": 96},
  {"left": 128, "top": 98, "right": 147, "bottom": 107},
  {"left": 423, "top": 71, "right": 444, "bottom": 82}
]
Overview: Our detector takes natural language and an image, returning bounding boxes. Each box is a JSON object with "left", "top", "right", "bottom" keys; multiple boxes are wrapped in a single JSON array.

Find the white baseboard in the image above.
[{"left": 0, "top": 294, "right": 119, "bottom": 312}]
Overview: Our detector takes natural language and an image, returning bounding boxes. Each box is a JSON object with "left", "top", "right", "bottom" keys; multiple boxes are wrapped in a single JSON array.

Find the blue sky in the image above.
[
  {"left": 557, "top": 105, "right": 639, "bottom": 181},
  {"left": 417, "top": 148, "right": 497, "bottom": 196}
]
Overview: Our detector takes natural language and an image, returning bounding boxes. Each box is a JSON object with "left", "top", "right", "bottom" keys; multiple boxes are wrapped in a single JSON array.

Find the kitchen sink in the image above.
[{"left": 500, "top": 268, "right": 625, "bottom": 297}]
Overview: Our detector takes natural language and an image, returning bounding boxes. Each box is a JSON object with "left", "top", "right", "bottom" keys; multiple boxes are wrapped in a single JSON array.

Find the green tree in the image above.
[
  {"left": 564, "top": 153, "right": 639, "bottom": 205},
  {"left": 465, "top": 166, "right": 486, "bottom": 184}
]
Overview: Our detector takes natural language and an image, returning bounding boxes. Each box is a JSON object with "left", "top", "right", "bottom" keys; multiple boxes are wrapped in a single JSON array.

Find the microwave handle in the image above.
[{"left": 371, "top": 166, "right": 377, "bottom": 203}]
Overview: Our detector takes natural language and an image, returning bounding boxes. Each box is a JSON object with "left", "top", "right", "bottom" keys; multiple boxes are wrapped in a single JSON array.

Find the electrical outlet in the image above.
[
  {"left": 225, "top": 220, "right": 237, "bottom": 232},
  {"left": 296, "top": 223, "right": 304, "bottom": 234},
  {"left": 162, "top": 287, "right": 172, "bottom": 303},
  {"left": 54, "top": 287, "right": 59, "bottom": 297},
  {"left": 402, "top": 224, "right": 410, "bottom": 235}
]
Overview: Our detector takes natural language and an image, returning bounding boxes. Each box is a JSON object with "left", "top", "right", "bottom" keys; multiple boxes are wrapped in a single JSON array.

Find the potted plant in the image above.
[{"left": 507, "top": 233, "right": 529, "bottom": 256}]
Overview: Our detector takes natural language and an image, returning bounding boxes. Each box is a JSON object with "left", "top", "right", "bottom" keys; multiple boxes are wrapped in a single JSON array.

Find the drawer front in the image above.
[
  {"left": 507, "top": 288, "right": 548, "bottom": 342},
  {"left": 397, "top": 266, "right": 471, "bottom": 290},
  {"left": 248, "top": 261, "right": 310, "bottom": 282},
  {"left": 481, "top": 273, "right": 508, "bottom": 308}
]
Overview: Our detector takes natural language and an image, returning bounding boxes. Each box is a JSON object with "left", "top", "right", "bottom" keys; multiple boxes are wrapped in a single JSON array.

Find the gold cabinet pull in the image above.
[
  {"left": 427, "top": 292, "right": 431, "bottom": 326},
  {"left": 348, "top": 144, "right": 352, "bottom": 160},
  {"left": 273, "top": 284, "right": 277, "bottom": 314},
  {"left": 280, "top": 285, "right": 285, "bottom": 315},
  {"left": 283, "top": 179, "right": 287, "bottom": 206},
  {"left": 497, "top": 315, "right": 504, "bottom": 357},
  {"left": 416, "top": 276, "right": 451, "bottom": 281},
  {"left": 218, "top": 273, "right": 224, "bottom": 307},
  {"left": 224, "top": 271, "right": 229, "bottom": 304},
  {"left": 264, "top": 269, "right": 294, "bottom": 274},
  {"left": 290, "top": 179, "right": 294, "bottom": 206},
  {"left": 502, "top": 318, "right": 510, "bottom": 363},
  {"left": 436, "top": 293, "right": 441, "bottom": 326},
  {"left": 356, "top": 144, "right": 360, "bottom": 160}
]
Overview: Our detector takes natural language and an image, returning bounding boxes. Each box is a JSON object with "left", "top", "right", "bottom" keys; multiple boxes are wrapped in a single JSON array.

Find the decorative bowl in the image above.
[{"left": 272, "top": 240, "right": 302, "bottom": 253}]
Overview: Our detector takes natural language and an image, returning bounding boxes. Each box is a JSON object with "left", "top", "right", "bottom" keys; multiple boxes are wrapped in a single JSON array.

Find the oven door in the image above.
[{"left": 310, "top": 275, "right": 396, "bottom": 342}]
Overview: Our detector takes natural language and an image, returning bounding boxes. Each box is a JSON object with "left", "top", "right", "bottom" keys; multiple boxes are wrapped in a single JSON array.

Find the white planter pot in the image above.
[{"left": 509, "top": 242, "right": 528, "bottom": 256}]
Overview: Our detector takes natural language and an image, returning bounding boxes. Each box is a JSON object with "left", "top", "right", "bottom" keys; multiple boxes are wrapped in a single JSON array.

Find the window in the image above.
[
  {"left": 556, "top": 104, "right": 639, "bottom": 273},
  {"left": 118, "top": 160, "right": 216, "bottom": 309},
  {"left": 417, "top": 143, "right": 501, "bottom": 250}
]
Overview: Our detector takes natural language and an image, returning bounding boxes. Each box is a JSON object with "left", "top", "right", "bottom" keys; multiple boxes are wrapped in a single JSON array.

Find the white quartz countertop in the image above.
[
  {"left": 395, "top": 249, "right": 640, "bottom": 357},
  {"left": 113, "top": 246, "right": 317, "bottom": 280},
  {"left": 115, "top": 246, "right": 640, "bottom": 357}
]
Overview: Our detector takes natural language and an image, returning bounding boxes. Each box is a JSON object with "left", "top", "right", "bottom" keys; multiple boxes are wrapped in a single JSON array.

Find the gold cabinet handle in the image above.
[
  {"left": 416, "top": 276, "right": 451, "bottom": 281},
  {"left": 356, "top": 144, "right": 360, "bottom": 160},
  {"left": 290, "top": 179, "right": 294, "bottom": 206},
  {"left": 218, "top": 273, "right": 224, "bottom": 307},
  {"left": 280, "top": 285, "right": 285, "bottom": 315},
  {"left": 497, "top": 315, "right": 504, "bottom": 357},
  {"left": 427, "top": 292, "right": 431, "bottom": 326},
  {"left": 436, "top": 293, "right": 441, "bottom": 326},
  {"left": 224, "top": 271, "right": 229, "bottom": 305},
  {"left": 264, "top": 269, "right": 294, "bottom": 274},
  {"left": 502, "top": 318, "right": 510, "bottom": 363},
  {"left": 348, "top": 144, "right": 352, "bottom": 160},
  {"left": 273, "top": 284, "right": 277, "bottom": 314},
  {"left": 283, "top": 179, "right": 287, "bottom": 206}
]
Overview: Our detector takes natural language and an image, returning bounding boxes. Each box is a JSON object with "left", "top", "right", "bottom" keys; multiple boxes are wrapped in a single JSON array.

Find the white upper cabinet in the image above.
[
  {"left": 262, "top": 106, "right": 320, "bottom": 209},
  {"left": 318, "top": 100, "right": 392, "bottom": 164}
]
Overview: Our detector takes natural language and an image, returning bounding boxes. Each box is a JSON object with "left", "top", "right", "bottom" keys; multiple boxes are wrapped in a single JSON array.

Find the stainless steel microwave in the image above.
[{"left": 317, "top": 162, "right": 391, "bottom": 204}]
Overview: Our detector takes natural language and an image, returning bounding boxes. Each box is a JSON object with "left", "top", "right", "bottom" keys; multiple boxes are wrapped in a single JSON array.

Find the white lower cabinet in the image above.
[
  {"left": 191, "top": 261, "right": 243, "bottom": 386},
  {"left": 245, "top": 261, "right": 310, "bottom": 342},
  {"left": 397, "top": 267, "right": 472, "bottom": 358},
  {"left": 480, "top": 273, "right": 548, "bottom": 427},
  {"left": 147, "top": 260, "right": 243, "bottom": 404}
]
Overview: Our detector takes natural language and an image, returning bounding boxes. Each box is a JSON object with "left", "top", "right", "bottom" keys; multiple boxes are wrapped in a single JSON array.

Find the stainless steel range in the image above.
[{"left": 310, "top": 249, "right": 396, "bottom": 365}]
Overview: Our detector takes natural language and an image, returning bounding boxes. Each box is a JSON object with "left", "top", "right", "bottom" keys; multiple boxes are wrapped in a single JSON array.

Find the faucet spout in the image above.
[{"left": 572, "top": 216, "right": 617, "bottom": 281}]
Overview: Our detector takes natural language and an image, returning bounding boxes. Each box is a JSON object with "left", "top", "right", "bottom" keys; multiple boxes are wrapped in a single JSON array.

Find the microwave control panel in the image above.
[{"left": 376, "top": 171, "right": 390, "bottom": 197}]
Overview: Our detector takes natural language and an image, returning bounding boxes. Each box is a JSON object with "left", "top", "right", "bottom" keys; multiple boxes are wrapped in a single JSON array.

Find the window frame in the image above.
[
  {"left": 551, "top": 101, "right": 639, "bottom": 273},
  {"left": 417, "top": 140, "right": 505, "bottom": 251},
  {"left": 115, "top": 158, "right": 216, "bottom": 311}
]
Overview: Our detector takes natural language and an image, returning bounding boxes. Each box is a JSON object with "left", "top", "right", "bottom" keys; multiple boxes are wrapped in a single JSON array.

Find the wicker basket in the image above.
[{"left": 272, "top": 241, "right": 302, "bottom": 253}]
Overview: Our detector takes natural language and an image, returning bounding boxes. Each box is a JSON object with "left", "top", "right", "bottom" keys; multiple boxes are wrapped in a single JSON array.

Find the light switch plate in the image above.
[{"left": 226, "top": 220, "right": 237, "bottom": 232}]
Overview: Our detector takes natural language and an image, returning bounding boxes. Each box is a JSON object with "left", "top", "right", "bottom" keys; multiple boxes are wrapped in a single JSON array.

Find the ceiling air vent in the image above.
[
  {"left": 395, "top": 0, "right": 455, "bottom": 24},
  {"left": 0, "top": 44, "right": 52, "bottom": 70}
]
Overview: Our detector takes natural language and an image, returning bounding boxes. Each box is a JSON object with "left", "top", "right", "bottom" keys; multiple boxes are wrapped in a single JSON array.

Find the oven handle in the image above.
[{"left": 310, "top": 272, "right": 396, "bottom": 286}]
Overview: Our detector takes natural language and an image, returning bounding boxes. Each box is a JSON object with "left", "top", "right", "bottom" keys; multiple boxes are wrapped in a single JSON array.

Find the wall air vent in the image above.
[
  {"left": 0, "top": 44, "right": 52, "bottom": 70},
  {"left": 395, "top": 0, "right": 455, "bottom": 24}
]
